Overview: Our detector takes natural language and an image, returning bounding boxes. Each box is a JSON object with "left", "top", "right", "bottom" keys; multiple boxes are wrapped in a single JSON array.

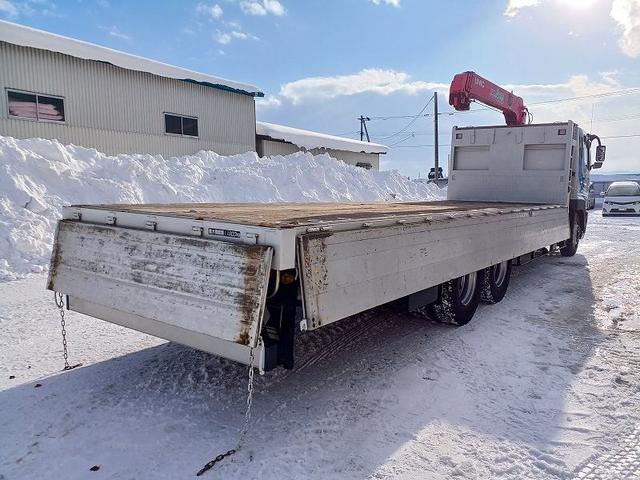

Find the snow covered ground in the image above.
[
  {"left": 1, "top": 211, "right": 639, "bottom": 479},
  {"left": 0, "top": 135, "right": 441, "bottom": 281}
]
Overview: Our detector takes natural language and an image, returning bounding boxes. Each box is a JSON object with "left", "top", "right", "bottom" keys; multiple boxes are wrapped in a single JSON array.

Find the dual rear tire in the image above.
[
  {"left": 481, "top": 260, "right": 512, "bottom": 304},
  {"left": 428, "top": 260, "right": 512, "bottom": 326}
]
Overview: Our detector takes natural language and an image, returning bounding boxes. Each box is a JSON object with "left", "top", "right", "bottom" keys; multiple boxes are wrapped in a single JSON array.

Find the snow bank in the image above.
[{"left": 0, "top": 135, "right": 444, "bottom": 281}]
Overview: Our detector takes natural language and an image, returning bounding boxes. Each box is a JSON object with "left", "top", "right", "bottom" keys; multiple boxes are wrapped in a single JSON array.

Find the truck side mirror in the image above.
[{"left": 591, "top": 145, "right": 606, "bottom": 169}]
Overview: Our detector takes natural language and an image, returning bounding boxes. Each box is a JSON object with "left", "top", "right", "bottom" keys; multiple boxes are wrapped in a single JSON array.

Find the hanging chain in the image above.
[
  {"left": 196, "top": 345, "right": 257, "bottom": 477},
  {"left": 239, "top": 345, "right": 256, "bottom": 449},
  {"left": 55, "top": 292, "right": 81, "bottom": 371}
]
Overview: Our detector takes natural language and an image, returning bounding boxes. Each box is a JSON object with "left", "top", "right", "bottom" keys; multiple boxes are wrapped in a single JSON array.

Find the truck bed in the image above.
[
  {"left": 71, "top": 200, "right": 562, "bottom": 228},
  {"left": 51, "top": 200, "right": 570, "bottom": 369}
]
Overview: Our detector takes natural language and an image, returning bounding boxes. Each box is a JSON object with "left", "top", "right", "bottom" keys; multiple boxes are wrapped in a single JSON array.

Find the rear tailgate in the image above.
[{"left": 48, "top": 220, "right": 273, "bottom": 367}]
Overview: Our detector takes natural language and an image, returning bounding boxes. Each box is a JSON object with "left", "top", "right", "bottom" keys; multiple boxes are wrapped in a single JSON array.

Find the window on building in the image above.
[
  {"left": 164, "top": 113, "right": 198, "bottom": 137},
  {"left": 7, "top": 90, "right": 65, "bottom": 122}
]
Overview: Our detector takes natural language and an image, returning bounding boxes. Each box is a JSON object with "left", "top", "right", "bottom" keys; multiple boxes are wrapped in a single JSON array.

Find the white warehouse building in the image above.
[
  {"left": 256, "top": 121, "right": 387, "bottom": 170},
  {"left": 0, "top": 20, "right": 262, "bottom": 157},
  {"left": 0, "top": 21, "right": 387, "bottom": 168}
]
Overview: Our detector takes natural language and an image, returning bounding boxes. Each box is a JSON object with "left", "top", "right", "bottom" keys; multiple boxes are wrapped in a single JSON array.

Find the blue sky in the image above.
[{"left": 1, "top": 0, "right": 639, "bottom": 175}]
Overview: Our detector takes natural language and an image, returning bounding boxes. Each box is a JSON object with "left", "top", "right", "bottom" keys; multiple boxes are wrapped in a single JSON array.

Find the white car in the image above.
[{"left": 602, "top": 181, "right": 640, "bottom": 217}]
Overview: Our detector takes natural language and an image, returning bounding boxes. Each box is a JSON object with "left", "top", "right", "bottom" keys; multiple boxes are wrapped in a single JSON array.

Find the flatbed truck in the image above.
[{"left": 48, "top": 120, "right": 605, "bottom": 371}]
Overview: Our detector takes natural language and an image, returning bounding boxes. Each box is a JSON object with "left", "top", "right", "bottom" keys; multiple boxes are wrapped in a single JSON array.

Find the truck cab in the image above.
[{"left": 569, "top": 127, "right": 605, "bottom": 249}]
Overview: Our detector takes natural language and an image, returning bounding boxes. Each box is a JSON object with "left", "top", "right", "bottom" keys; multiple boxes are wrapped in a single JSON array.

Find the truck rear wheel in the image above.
[
  {"left": 481, "top": 260, "right": 511, "bottom": 304},
  {"left": 428, "top": 270, "right": 485, "bottom": 326},
  {"left": 560, "top": 219, "right": 580, "bottom": 257}
]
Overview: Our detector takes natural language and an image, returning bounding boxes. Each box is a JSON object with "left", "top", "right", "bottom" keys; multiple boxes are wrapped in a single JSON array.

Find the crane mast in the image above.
[{"left": 449, "top": 71, "right": 529, "bottom": 126}]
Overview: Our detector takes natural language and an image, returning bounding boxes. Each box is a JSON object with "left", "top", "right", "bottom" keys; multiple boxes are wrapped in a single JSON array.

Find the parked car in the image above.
[{"left": 602, "top": 181, "right": 640, "bottom": 216}]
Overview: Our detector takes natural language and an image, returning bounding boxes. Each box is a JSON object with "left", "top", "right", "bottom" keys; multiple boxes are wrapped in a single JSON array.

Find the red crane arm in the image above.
[{"left": 449, "top": 71, "right": 528, "bottom": 126}]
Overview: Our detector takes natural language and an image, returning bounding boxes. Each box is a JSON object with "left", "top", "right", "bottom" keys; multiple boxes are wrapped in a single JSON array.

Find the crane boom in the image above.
[{"left": 449, "top": 71, "right": 529, "bottom": 126}]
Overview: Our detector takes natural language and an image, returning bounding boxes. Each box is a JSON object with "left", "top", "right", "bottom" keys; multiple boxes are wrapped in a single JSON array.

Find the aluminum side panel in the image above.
[
  {"left": 298, "top": 209, "right": 568, "bottom": 329},
  {"left": 48, "top": 220, "right": 272, "bottom": 348}
]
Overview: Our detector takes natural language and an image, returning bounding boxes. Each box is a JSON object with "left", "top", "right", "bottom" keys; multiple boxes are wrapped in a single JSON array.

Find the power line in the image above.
[
  {"left": 393, "top": 143, "right": 452, "bottom": 148},
  {"left": 367, "top": 87, "right": 640, "bottom": 124},
  {"left": 375, "top": 95, "right": 435, "bottom": 140},
  {"left": 387, "top": 134, "right": 417, "bottom": 147},
  {"left": 331, "top": 130, "right": 360, "bottom": 137},
  {"left": 529, "top": 87, "right": 640, "bottom": 106},
  {"left": 586, "top": 112, "right": 640, "bottom": 124},
  {"left": 368, "top": 107, "right": 489, "bottom": 121},
  {"left": 601, "top": 133, "right": 640, "bottom": 139}
]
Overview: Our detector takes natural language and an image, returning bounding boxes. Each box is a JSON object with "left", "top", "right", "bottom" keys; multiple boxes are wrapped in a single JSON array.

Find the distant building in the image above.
[
  {"left": 1, "top": 21, "right": 388, "bottom": 166},
  {"left": 256, "top": 121, "right": 387, "bottom": 170}
]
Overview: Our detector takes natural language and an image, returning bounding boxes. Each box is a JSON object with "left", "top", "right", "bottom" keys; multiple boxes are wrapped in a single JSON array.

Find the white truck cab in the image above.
[{"left": 602, "top": 181, "right": 640, "bottom": 216}]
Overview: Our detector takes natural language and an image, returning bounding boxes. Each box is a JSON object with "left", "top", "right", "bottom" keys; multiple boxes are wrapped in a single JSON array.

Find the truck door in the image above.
[{"left": 577, "top": 132, "right": 589, "bottom": 201}]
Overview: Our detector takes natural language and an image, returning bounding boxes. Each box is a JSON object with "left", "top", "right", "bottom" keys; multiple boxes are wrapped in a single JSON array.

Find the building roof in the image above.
[
  {"left": 0, "top": 20, "right": 263, "bottom": 97},
  {"left": 256, "top": 121, "right": 388, "bottom": 154},
  {"left": 591, "top": 173, "right": 640, "bottom": 183}
]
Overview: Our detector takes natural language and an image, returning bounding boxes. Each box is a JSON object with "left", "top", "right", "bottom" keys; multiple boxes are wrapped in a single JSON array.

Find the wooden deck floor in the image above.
[{"left": 75, "top": 201, "right": 563, "bottom": 228}]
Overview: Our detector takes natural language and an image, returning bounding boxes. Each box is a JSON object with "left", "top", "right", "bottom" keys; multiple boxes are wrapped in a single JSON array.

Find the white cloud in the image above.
[
  {"left": 0, "top": 0, "right": 18, "bottom": 16},
  {"left": 0, "top": 0, "right": 62, "bottom": 17},
  {"left": 215, "top": 28, "right": 257, "bottom": 44},
  {"left": 504, "top": 0, "right": 540, "bottom": 17},
  {"left": 610, "top": 0, "right": 640, "bottom": 57},
  {"left": 107, "top": 26, "right": 131, "bottom": 41},
  {"left": 181, "top": 26, "right": 197, "bottom": 36},
  {"left": 277, "top": 69, "right": 631, "bottom": 129},
  {"left": 370, "top": 0, "right": 400, "bottom": 6},
  {"left": 256, "top": 95, "right": 282, "bottom": 109},
  {"left": 196, "top": 2, "right": 223, "bottom": 20},
  {"left": 215, "top": 31, "right": 232, "bottom": 44},
  {"left": 504, "top": 0, "right": 640, "bottom": 58},
  {"left": 240, "top": 0, "right": 286, "bottom": 16},
  {"left": 280, "top": 68, "right": 446, "bottom": 104}
]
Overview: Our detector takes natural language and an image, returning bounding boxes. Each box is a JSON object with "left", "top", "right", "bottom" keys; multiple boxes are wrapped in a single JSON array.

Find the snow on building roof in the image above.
[
  {"left": 0, "top": 20, "right": 263, "bottom": 97},
  {"left": 256, "top": 121, "right": 388, "bottom": 154}
]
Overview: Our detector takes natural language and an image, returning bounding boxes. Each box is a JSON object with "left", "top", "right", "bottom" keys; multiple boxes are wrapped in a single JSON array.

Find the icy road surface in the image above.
[{"left": 1, "top": 211, "right": 639, "bottom": 480}]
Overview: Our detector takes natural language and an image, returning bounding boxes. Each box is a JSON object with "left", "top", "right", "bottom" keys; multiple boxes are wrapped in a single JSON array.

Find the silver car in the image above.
[{"left": 602, "top": 181, "right": 640, "bottom": 216}]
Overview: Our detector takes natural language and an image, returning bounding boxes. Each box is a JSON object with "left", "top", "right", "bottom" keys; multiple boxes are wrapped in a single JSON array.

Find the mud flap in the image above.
[{"left": 48, "top": 220, "right": 273, "bottom": 367}]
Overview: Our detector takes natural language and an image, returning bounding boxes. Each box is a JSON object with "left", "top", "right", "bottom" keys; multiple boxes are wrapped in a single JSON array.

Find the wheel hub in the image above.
[
  {"left": 458, "top": 271, "right": 477, "bottom": 306},
  {"left": 493, "top": 261, "right": 509, "bottom": 287}
]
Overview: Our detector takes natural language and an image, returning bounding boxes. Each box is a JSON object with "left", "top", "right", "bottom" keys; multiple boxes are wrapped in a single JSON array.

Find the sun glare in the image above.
[{"left": 557, "top": 0, "right": 598, "bottom": 9}]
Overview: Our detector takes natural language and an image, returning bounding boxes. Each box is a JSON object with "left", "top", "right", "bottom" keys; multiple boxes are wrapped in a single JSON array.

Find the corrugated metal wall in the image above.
[
  {"left": 258, "top": 139, "right": 302, "bottom": 157},
  {"left": 257, "top": 139, "right": 380, "bottom": 170},
  {"left": 0, "top": 42, "right": 256, "bottom": 156}
]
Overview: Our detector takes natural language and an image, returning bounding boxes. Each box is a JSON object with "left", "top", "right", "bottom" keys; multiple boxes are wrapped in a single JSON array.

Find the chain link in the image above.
[
  {"left": 196, "top": 344, "right": 257, "bottom": 477},
  {"left": 238, "top": 345, "right": 256, "bottom": 449},
  {"left": 55, "top": 292, "right": 81, "bottom": 371}
]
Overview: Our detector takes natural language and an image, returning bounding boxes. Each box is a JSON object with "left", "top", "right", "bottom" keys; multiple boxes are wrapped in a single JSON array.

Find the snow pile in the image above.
[{"left": 0, "top": 135, "right": 444, "bottom": 281}]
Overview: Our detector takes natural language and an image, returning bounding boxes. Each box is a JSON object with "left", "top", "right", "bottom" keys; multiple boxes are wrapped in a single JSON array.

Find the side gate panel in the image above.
[{"left": 298, "top": 208, "right": 568, "bottom": 329}]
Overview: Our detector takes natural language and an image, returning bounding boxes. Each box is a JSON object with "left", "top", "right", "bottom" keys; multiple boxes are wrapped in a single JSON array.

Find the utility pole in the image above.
[
  {"left": 433, "top": 92, "right": 439, "bottom": 186},
  {"left": 359, "top": 115, "right": 371, "bottom": 142}
]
